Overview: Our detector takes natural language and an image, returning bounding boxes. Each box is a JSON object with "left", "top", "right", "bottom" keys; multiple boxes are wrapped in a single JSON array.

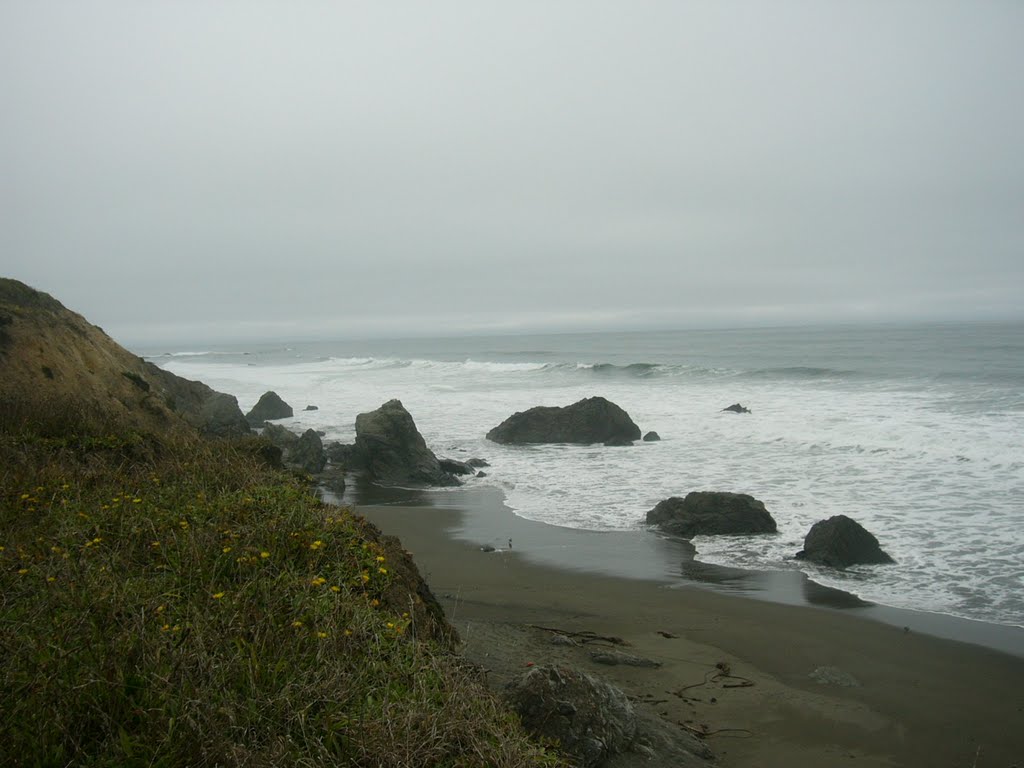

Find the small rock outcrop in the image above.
[
  {"left": 262, "top": 423, "right": 299, "bottom": 451},
  {"left": 486, "top": 396, "right": 641, "bottom": 445},
  {"left": 504, "top": 665, "right": 711, "bottom": 767},
  {"left": 646, "top": 492, "right": 777, "bottom": 538},
  {"left": 260, "top": 424, "right": 325, "bottom": 475},
  {"left": 466, "top": 457, "right": 490, "bottom": 468},
  {"left": 795, "top": 515, "right": 895, "bottom": 568},
  {"left": 439, "top": 457, "right": 476, "bottom": 476},
  {"left": 245, "top": 391, "right": 293, "bottom": 426},
  {"left": 353, "top": 399, "right": 460, "bottom": 487},
  {"left": 303, "top": 404, "right": 318, "bottom": 411},
  {"left": 722, "top": 403, "right": 751, "bottom": 413},
  {"left": 642, "top": 431, "right": 661, "bottom": 442},
  {"left": 504, "top": 666, "right": 637, "bottom": 768}
]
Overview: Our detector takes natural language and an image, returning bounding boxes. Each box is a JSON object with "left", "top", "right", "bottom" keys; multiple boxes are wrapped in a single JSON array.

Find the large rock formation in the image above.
[
  {"left": 353, "top": 399, "right": 460, "bottom": 487},
  {"left": 646, "top": 492, "right": 777, "bottom": 538},
  {"left": 0, "top": 277, "right": 248, "bottom": 439},
  {"left": 245, "top": 391, "right": 293, "bottom": 426},
  {"left": 796, "top": 515, "right": 895, "bottom": 568},
  {"left": 486, "top": 396, "right": 641, "bottom": 445}
]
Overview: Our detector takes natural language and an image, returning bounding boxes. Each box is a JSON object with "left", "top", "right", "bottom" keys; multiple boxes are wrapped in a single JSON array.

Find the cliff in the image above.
[{"left": 0, "top": 277, "right": 249, "bottom": 438}]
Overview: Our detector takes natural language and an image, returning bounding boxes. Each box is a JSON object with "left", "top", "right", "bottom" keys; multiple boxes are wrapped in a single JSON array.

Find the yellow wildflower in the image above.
[
  {"left": 330, "top": 585, "right": 341, "bottom": 593},
  {"left": 291, "top": 620, "right": 303, "bottom": 628},
  {"left": 376, "top": 555, "right": 386, "bottom": 563},
  {"left": 151, "top": 541, "right": 160, "bottom": 548},
  {"left": 311, "top": 576, "right": 326, "bottom": 586},
  {"left": 17, "top": 568, "right": 28, "bottom": 575},
  {"left": 378, "top": 567, "right": 387, "bottom": 575},
  {"left": 317, "top": 631, "right": 328, "bottom": 639},
  {"left": 212, "top": 592, "right": 225, "bottom": 599},
  {"left": 222, "top": 546, "right": 232, "bottom": 553},
  {"left": 310, "top": 540, "right": 323, "bottom": 551},
  {"left": 46, "top": 576, "right": 56, "bottom": 583},
  {"left": 260, "top": 551, "right": 270, "bottom": 559}
]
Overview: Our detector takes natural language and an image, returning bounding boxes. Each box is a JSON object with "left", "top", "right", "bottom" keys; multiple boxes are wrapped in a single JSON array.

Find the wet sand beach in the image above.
[{"left": 358, "top": 494, "right": 1024, "bottom": 768}]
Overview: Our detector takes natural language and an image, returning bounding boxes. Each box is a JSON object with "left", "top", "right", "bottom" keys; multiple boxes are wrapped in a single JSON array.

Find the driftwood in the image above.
[
  {"left": 672, "top": 663, "right": 755, "bottom": 699},
  {"left": 527, "top": 624, "right": 629, "bottom": 647},
  {"left": 676, "top": 721, "right": 754, "bottom": 739}
]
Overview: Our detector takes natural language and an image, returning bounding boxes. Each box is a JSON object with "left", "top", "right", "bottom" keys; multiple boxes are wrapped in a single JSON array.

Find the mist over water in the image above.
[{"left": 149, "top": 322, "right": 1024, "bottom": 628}]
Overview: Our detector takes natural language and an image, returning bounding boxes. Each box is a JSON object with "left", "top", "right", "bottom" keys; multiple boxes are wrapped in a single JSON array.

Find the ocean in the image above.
[{"left": 144, "top": 322, "right": 1024, "bottom": 631}]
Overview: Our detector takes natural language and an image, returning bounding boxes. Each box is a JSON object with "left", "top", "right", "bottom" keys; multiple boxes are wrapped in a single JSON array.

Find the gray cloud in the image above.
[{"left": 3, "top": 1, "right": 1022, "bottom": 345}]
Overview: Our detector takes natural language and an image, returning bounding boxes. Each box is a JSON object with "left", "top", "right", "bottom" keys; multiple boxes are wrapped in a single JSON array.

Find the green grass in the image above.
[{"left": 0, "top": 420, "right": 564, "bottom": 767}]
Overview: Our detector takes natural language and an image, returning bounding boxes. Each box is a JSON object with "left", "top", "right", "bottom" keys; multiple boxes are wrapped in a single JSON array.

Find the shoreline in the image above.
[
  {"left": 341, "top": 479, "right": 1024, "bottom": 658},
  {"left": 354, "top": 491, "right": 1024, "bottom": 766}
]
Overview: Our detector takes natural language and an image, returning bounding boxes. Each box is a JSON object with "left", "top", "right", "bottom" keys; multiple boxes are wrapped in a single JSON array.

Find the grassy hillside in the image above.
[{"left": 0, "top": 278, "right": 563, "bottom": 767}]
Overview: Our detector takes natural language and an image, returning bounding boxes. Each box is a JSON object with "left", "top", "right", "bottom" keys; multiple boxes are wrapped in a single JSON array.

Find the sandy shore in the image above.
[{"left": 358, "top": 498, "right": 1024, "bottom": 768}]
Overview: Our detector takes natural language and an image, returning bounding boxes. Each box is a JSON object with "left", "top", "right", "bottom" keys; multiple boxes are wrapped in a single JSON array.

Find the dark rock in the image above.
[
  {"left": 795, "top": 515, "right": 895, "bottom": 568},
  {"left": 196, "top": 392, "right": 252, "bottom": 438},
  {"left": 480, "top": 544, "right": 496, "bottom": 552},
  {"left": 642, "top": 431, "right": 661, "bottom": 442},
  {"left": 262, "top": 423, "right": 299, "bottom": 450},
  {"left": 722, "top": 403, "right": 751, "bottom": 414},
  {"left": 439, "top": 457, "right": 476, "bottom": 476},
  {"left": 245, "top": 391, "right": 293, "bottom": 426},
  {"left": 303, "top": 404, "right": 318, "bottom": 411},
  {"left": 646, "top": 492, "right": 777, "bottom": 538},
  {"left": 290, "top": 428, "right": 326, "bottom": 475},
  {"left": 353, "top": 399, "right": 460, "bottom": 487},
  {"left": 261, "top": 424, "right": 325, "bottom": 475},
  {"left": 475, "top": 470, "right": 487, "bottom": 478},
  {"left": 325, "top": 442, "right": 355, "bottom": 468},
  {"left": 504, "top": 666, "right": 638, "bottom": 768},
  {"left": 145, "top": 363, "right": 250, "bottom": 438},
  {"left": 487, "top": 396, "right": 641, "bottom": 445},
  {"left": 466, "top": 457, "right": 490, "bottom": 468}
]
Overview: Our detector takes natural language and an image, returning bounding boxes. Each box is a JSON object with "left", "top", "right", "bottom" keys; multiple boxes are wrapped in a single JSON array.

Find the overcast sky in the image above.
[{"left": 2, "top": 2, "right": 1022, "bottom": 345}]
